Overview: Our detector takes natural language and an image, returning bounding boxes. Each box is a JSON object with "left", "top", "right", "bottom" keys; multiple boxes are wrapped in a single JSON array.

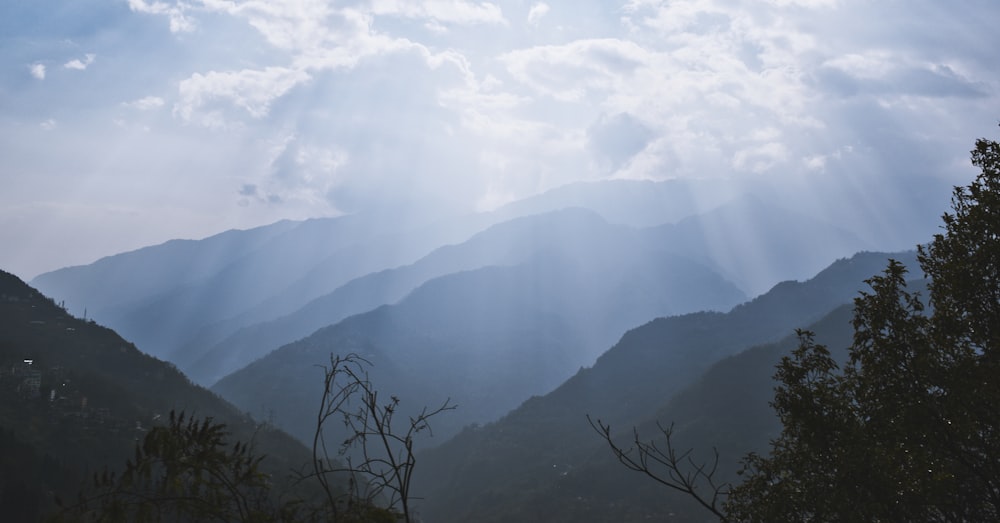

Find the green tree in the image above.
[
  {"left": 52, "top": 411, "right": 288, "bottom": 522},
  {"left": 592, "top": 134, "right": 1000, "bottom": 521},
  {"left": 53, "top": 354, "right": 453, "bottom": 522},
  {"left": 725, "top": 135, "right": 1000, "bottom": 521}
]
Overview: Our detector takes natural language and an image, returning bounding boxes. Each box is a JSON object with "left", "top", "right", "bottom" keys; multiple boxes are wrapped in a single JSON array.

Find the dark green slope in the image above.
[
  {"left": 0, "top": 270, "right": 310, "bottom": 520},
  {"left": 496, "top": 305, "right": 856, "bottom": 523},
  {"left": 414, "top": 251, "right": 917, "bottom": 522}
]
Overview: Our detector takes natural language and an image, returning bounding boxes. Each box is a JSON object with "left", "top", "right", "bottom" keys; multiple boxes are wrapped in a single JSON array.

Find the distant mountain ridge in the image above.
[
  {"left": 210, "top": 213, "right": 749, "bottom": 445},
  {"left": 491, "top": 178, "right": 742, "bottom": 227},
  {"left": 183, "top": 195, "right": 868, "bottom": 386},
  {"left": 645, "top": 194, "right": 871, "bottom": 295},
  {"left": 412, "top": 250, "right": 919, "bottom": 522},
  {"left": 31, "top": 212, "right": 481, "bottom": 361},
  {"left": 16, "top": 172, "right": 948, "bottom": 521},
  {"left": 180, "top": 208, "right": 627, "bottom": 383},
  {"left": 183, "top": 207, "right": 747, "bottom": 385},
  {"left": 31, "top": 178, "right": 893, "bottom": 386}
]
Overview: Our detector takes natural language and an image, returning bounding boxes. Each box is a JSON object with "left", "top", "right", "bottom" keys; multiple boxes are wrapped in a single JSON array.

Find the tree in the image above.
[
  {"left": 54, "top": 355, "right": 454, "bottom": 522},
  {"left": 594, "top": 134, "right": 1000, "bottom": 521},
  {"left": 725, "top": 135, "right": 1000, "bottom": 521},
  {"left": 587, "top": 416, "right": 730, "bottom": 521},
  {"left": 52, "top": 411, "right": 289, "bottom": 522},
  {"left": 311, "top": 353, "right": 455, "bottom": 523}
]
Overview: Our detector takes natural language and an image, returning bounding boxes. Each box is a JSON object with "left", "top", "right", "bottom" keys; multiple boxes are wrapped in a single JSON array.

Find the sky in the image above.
[{"left": 2, "top": 0, "right": 999, "bottom": 280}]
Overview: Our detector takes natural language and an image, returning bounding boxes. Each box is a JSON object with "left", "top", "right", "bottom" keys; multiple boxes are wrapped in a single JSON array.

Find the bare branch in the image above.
[
  {"left": 587, "top": 415, "right": 730, "bottom": 522},
  {"left": 310, "top": 352, "right": 456, "bottom": 523}
]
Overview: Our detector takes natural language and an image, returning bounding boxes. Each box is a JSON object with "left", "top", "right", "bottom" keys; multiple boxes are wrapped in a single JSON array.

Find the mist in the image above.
[{"left": 3, "top": 0, "right": 1000, "bottom": 521}]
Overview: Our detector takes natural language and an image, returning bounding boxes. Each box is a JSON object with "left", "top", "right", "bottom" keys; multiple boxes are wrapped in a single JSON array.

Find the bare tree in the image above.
[
  {"left": 313, "top": 353, "right": 455, "bottom": 523},
  {"left": 587, "top": 415, "right": 730, "bottom": 522}
]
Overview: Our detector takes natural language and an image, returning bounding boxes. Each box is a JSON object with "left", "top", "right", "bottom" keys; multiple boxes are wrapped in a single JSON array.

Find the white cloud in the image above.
[
  {"left": 252, "top": 136, "right": 350, "bottom": 208},
  {"left": 128, "top": 0, "right": 195, "bottom": 32},
  {"left": 29, "top": 63, "right": 46, "bottom": 80},
  {"left": 766, "top": 0, "right": 838, "bottom": 7},
  {"left": 502, "top": 39, "right": 650, "bottom": 101},
  {"left": 804, "top": 154, "right": 826, "bottom": 170},
  {"left": 205, "top": 0, "right": 342, "bottom": 53},
  {"left": 4, "top": 0, "right": 1000, "bottom": 276},
  {"left": 732, "top": 142, "right": 789, "bottom": 173},
  {"left": 40, "top": 119, "right": 57, "bottom": 131},
  {"left": 64, "top": 54, "right": 96, "bottom": 71},
  {"left": 369, "top": 0, "right": 506, "bottom": 26},
  {"left": 527, "top": 3, "right": 550, "bottom": 26},
  {"left": 823, "top": 51, "right": 894, "bottom": 79},
  {"left": 124, "top": 96, "right": 166, "bottom": 110},
  {"left": 174, "top": 67, "right": 311, "bottom": 123}
]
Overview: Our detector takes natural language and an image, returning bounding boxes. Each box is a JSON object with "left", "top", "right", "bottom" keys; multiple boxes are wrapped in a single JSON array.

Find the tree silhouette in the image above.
[{"left": 595, "top": 133, "right": 1000, "bottom": 521}]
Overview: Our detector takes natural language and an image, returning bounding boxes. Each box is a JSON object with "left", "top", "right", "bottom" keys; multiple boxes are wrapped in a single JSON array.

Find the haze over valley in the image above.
[{"left": 3, "top": 1, "right": 1000, "bottom": 521}]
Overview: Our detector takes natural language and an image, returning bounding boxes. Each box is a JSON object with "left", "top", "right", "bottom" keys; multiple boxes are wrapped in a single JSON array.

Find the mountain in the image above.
[
  {"left": 0, "top": 270, "right": 312, "bottom": 520},
  {"left": 30, "top": 177, "right": 737, "bottom": 372},
  {"left": 471, "top": 305, "right": 856, "bottom": 523},
  {"left": 210, "top": 213, "right": 747, "bottom": 447},
  {"left": 181, "top": 208, "right": 745, "bottom": 385},
  {"left": 31, "top": 178, "right": 878, "bottom": 384},
  {"left": 412, "top": 250, "right": 918, "bottom": 522},
  {"left": 186, "top": 197, "right": 865, "bottom": 387},
  {"left": 30, "top": 212, "right": 481, "bottom": 362},
  {"left": 491, "top": 178, "right": 741, "bottom": 227},
  {"left": 646, "top": 195, "right": 873, "bottom": 296}
]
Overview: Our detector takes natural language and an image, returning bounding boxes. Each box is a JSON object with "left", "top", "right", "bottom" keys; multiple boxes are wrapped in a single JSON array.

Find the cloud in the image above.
[
  {"left": 64, "top": 54, "right": 96, "bottom": 70},
  {"left": 815, "top": 52, "right": 988, "bottom": 99},
  {"left": 586, "top": 112, "right": 653, "bottom": 173},
  {"left": 732, "top": 141, "right": 790, "bottom": 173},
  {"left": 174, "top": 67, "right": 311, "bottom": 123},
  {"left": 369, "top": 0, "right": 507, "bottom": 26},
  {"left": 127, "top": 0, "right": 194, "bottom": 32},
  {"left": 29, "top": 63, "right": 46, "bottom": 80},
  {"left": 159, "top": 5, "right": 429, "bottom": 127},
  {"left": 765, "top": 0, "right": 837, "bottom": 6},
  {"left": 124, "top": 96, "right": 166, "bottom": 110},
  {"left": 235, "top": 134, "right": 351, "bottom": 210},
  {"left": 238, "top": 183, "right": 259, "bottom": 197},
  {"left": 894, "top": 65, "right": 987, "bottom": 98},
  {"left": 40, "top": 119, "right": 57, "bottom": 131},
  {"left": 502, "top": 39, "right": 649, "bottom": 101},
  {"left": 527, "top": 3, "right": 550, "bottom": 26},
  {"left": 4, "top": 0, "right": 1000, "bottom": 277},
  {"left": 237, "top": 183, "right": 283, "bottom": 206}
]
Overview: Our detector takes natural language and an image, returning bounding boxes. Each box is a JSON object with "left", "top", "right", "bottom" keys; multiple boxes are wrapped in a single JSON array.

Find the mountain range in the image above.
[
  {"left": 15, "top": 176, "right": 943, "bottom": 521},
  {"left": 413, "top": 250, "right": 919, "bottom": 522},
  {"left": 210, "top": 208, "right": 749, "bottom": 445},
  {"left": 33, "top": 181, "right": 874, "bottom": 391}
]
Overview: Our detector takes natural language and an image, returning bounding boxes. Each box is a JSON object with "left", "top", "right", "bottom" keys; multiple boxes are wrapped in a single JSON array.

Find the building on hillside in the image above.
[{"left": 14, "top": 359, "right": 42, "bottom": 399}]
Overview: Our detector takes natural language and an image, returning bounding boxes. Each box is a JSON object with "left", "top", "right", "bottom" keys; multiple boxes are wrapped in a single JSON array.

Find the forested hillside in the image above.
[
  {"left": 0, "top": 271, "right": 311, "bottom": 520},
  {"left": 413, "top": 251, "right": 917, "bottom": 522}
]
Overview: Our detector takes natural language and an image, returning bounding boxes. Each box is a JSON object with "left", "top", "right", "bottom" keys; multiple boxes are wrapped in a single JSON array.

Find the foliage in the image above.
[
  {"left": 1, "top": 239, "right": 451, "bottom": 522},
  {"left": 51, "top": 354, "right": 455, "bottom": 523},
  {"left": 724, "top": 136, "right": 1000, "bottom": 521},
  {"left": 52, "top": 411, "right": 290, "bottom": 522},
  {"left": 586, "top": 135, "right": 1000, "bottom": 522},
  {"left": 419, "top": 251, "right": 913, "bottom": 523}
]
